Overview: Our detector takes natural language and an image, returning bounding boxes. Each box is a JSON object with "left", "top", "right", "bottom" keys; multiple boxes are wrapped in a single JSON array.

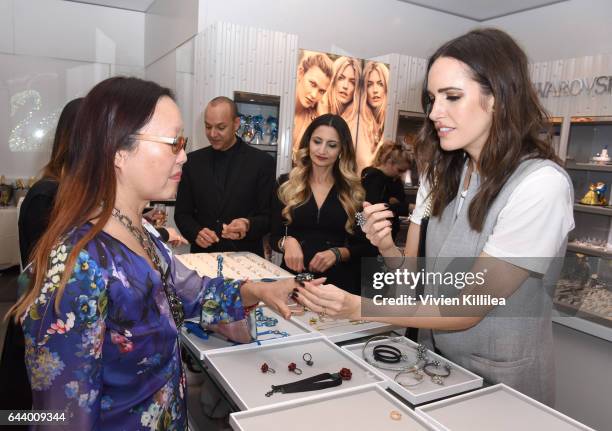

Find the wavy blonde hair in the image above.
[
  {"left": 279, "top": 114, "right": 364, "bottom": 234},
  {"left": 325, "top": 57, "right": 362, "bottom": 125},
  {"left": 359, "top": 61, "right": 389, "bottom": 151}
]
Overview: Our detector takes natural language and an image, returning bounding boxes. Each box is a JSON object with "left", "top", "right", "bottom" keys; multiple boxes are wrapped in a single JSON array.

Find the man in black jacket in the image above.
[{"left": 175, "top": 97, "right": 275, "bottom": 256}]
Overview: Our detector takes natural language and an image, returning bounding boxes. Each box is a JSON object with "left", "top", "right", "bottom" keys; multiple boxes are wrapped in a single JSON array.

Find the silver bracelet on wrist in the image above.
[{"left": 377, "top": 246, "right": 405, "bottom": 271}]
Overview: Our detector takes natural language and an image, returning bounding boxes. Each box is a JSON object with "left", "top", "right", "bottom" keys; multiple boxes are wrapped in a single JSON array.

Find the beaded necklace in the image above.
[{"left": 111, "top": 208, "right": 185, "bottom": 328}]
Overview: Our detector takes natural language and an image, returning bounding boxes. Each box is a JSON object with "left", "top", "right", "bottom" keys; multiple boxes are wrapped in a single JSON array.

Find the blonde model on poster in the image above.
[
  {"left": 319, "top": 57, "right": 362, "bottom": 141},
  {"left": 293, "top": 52, "right": 333, "bottom": 156},
  {"left": 356, "top": 61, "right": 389, "bottom": 171}
]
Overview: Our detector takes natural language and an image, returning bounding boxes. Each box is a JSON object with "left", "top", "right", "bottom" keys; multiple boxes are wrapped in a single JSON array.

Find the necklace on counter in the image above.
[{"left": 111, "top": 207, "right": 185, "bottom": 328}]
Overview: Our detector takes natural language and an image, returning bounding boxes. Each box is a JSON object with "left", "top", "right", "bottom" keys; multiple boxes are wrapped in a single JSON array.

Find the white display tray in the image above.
[
  {"left": 180, "top": 306, "right": 313, "bottom": 360},
  {"left": 342, "top": 336, "right": 483, "bottom": 405},
  {"left": 229, "top": 384, "right": 437, "bottom": 431},
  {"left": 291, "top": 309, "right": 402, "bottom": 342},
  {"left": 416, "top": 384, "right": 595, "bottom": 431},
  {"left": 176, "top": 251, "right": 293, "bottom": 281},
  {"left": 203, "top": 335, "right": 386, "bottom": 410}
]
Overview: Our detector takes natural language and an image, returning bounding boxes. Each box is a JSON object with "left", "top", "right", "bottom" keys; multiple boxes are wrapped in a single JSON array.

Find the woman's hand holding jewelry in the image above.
[
  {"left": 284, "top": 237, "right": 305, "bottom": 272},
  {"left": 361, "top": 202, "right": 395, "bottom": 252},
  {"left": 295, "top": 281, "right": 361, "bottom": 320}
]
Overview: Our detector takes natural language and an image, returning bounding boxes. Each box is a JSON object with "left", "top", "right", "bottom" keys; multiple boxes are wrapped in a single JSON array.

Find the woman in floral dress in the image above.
[{"left": 8, "top": 77, "right": 301, "bottom": 430}]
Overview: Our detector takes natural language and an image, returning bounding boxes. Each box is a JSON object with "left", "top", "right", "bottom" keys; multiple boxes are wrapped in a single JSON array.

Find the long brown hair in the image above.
[
  {"left": 9, "top": 77, "right": 173, "bottom": 321},
  {"left": 359, "top": 61, "right": 389, "bottom": 151},
  {"left": 326, "top": 57, "right": 361, "bottom": 123},
  {"left": 279, "top": 114, "right": 364, "bottom": 234},
  {"left": 40, "top": 98, "right": 83, "bottom": 181},
  {"left": 416, "top": 28, "right": 558, "bottom": 231}
]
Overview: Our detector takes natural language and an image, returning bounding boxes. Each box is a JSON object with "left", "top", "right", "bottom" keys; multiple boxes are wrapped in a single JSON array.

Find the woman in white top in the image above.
[{"left": 294, "top": 28, "right": 574, "bottom": 404}]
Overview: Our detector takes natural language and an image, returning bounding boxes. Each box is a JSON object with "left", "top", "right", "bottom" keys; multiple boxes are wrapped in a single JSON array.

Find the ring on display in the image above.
[
  {"left": 302, "top": 352, "right": 314, "bottom": 366},
  {"left": 389, "top": 410, "right": 402, "bottom": 421},
  {"left": 260, "top": 363, "right": 275, "bottom": 374},
  {"left": 423, "top": 360, "right": 451, "bottom": 385},
  {"left": 288, "top": 362, "right": 303, "bottom": 375},
  {"left": 361, "top": 336, "right": 428, "bottom": 372}
]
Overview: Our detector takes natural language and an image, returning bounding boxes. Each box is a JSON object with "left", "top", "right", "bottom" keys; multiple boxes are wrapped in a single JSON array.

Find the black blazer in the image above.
[{"left": 175, "top": 138, "right": 275, "bottom": 255}]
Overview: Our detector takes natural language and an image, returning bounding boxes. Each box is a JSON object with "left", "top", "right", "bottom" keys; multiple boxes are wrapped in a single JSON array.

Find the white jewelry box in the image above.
[
  {"left": 415, "top": 383, "right": 595, "bottom": 431},
  {"left": 229, "top": 384, "right": 438, "bottom": 431},
  {"left": 291, "top": 309, "right": 404, "bottom": 342},
  {"left": 181, "top": 305, "right": 313, "bottom": 360},
  {"left": 342, "top": 335, "right": 483, "bottom": 405},
  {"left": 203, "top": 335, "right": 386, "bottom": 410}
]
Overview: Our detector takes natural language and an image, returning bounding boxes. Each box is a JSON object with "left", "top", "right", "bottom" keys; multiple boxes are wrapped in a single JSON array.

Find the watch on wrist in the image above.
[{"left": 295, "top": 272, "right": 315, "bottom": 283}]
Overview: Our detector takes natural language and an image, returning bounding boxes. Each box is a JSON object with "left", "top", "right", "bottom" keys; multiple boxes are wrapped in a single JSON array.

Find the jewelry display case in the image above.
[
  {"left": 290, "top": 309, "right": 402, "bottom": 343},
  {"left": 203, "top": 335, "right": 386, "bottom": 410},
  {"left": 175, "top": 251, "right": 293, "bottom": 281},
  {"left": 230, "top": 384, "right": 437, "bottom": 431},
  {"left": 557, "top": 116, "right": 612, "bottom": 340},
  {"left": 180, "top": 305, "right": 313, "bottom": 360},
  {"left": 342, "top": 335, "right": 482, "bottom": 406},
  {"left": 415, "top": 384, "right": 594, "bottom": 431},
  {"left": 234, "top": 91, "right": 280, "bottom": 174}
]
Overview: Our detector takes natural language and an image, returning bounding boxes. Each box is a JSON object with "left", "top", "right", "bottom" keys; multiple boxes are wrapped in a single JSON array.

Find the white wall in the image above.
[
  {"left": 0, "top": 0, "right": 145, "bottom": 179},
  {"left": 145, "top": 0, "right": 198, "bottom": 66},
  {"left": 484, "top": 0, "right": 612, "bottom": 62},
  {"left": 12, "top": 0, "right": 144, "bottom": 66},
  {"left": 198, "top": 0, "right": 475, "bottom": 60},
  {"left": 198, "top": 0, "right": 612, "bottom": 62},
  {"left": 145, "top": 39, "right": 196, "bottom": 142},
  {"left": 144, "top": 0, "right": 198, "bottom": 151}
]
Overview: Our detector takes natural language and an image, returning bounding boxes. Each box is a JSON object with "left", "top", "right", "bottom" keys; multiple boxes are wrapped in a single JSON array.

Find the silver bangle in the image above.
[
  {"left": 394, "top": 369, "right": 424, "bottom": 387},
  {"left": 423, "top": 361, "right": 451, "bottom": 385},
  {"left": 378, "top": 246, "right": 405, "bottom": 271}
]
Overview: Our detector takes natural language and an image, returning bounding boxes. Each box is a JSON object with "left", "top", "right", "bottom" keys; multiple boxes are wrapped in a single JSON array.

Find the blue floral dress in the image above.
[{"left": 21, "top": 223, "right": 246, "bottom": 430}]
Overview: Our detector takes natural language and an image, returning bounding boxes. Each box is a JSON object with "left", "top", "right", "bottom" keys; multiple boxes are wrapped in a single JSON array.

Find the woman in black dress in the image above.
[
  {"left": 271, "top": 114, "right": 374, "bottom": 294},
  {"left": 361, "top": 140, "right": 413, "bottom": 240}
]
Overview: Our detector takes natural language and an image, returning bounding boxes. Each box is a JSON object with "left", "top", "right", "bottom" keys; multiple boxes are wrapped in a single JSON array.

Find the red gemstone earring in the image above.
[
  {"left": 339, "top": 367, "right": 352, "bottom": 380},
  {"left": 261, "top": 363, "right": 275, "bottom": 374}
]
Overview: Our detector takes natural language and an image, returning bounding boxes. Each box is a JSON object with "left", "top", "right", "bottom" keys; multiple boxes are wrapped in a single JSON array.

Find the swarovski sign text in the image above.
[{"left": 534, "top": 76, "right": 612, "bottom": 98}]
